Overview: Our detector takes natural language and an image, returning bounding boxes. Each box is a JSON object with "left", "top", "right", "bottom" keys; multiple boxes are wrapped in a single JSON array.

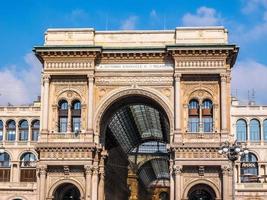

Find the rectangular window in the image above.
[
  {"left": 20, "top": 130, "right": 28, "bottom": 141},
  {"left": 20, "top": 169, "right": 36, "bottom": 182},
  {"left": 0, "top": 131, "right": 2, "bottom": 141},
  {"left": 32, "top": 130, "right": 39, "bottom": 141},
  {"left": 7, "top": 130, "right": 15, "bottom": 141},
  {"left": 59, "top": 117, "right": 68, "bottom": 133},
  {"left": 72, "top": 117, "right": 81, "bottom": 132},
  {"left": 0, "top": 169, "right": 10, "bottom": 182},
  {"left": 189, "top": 117, "right": 199, "bottom": 132},
  {"left": 203, "top": 117, "right": 213, "bottom": 133}
]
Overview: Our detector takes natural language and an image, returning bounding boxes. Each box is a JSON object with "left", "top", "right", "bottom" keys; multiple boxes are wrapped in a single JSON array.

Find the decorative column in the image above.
[
  {"left": 2, "top": 120, "right": 6, "bottom": 142},
  {"left": 173, "top": 165, "right": 182, "bottom": 200},
  {"left": 85, "top": 165, "right": 93, "bottom": 200},
  {"left": 15, "top": 120, "right": 19, "bottom": 142},
  {"left": 174, "top": 73, "right": 181, "bottom": 143},
  {"left": 28, "top": 124, "right": 32, "bottom": 142},
  {"left": 169, "top": 159, "right": 174, "bottom": 200},
  {"left": 261, "top": 121, "right": 264, "bottom": 145},
  {"left": 98, "top": 167, "right": 105, "bottom": 200},
  {"left": 127, "top": 168, "right": 138, "bottom": 200},
  {"left": 67, "top": 104, "right": 72, "bottom": 133},
  {"left": 87, "top": 75, "right": 95, "bottom": 139},
  {"left": 39, "top": 165, "right": 47, "bottom": 200},
  {"left": 222, "top": 165, "right": 230, "bottom": 200},
  {"left": 42, "top": 74, "right": 50, "bottom": 132},
  {"left": 220, "top": 74, "right": 227, "bottom": 132},
  {"left": 91, "top": 166, "right": 99, "bottom": 200}
]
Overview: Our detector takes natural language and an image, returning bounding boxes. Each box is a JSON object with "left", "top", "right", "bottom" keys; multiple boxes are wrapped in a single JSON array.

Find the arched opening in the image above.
[
  {"left": 236, "top": 119, "right": 247, "bottom": 142},
  {"left": 241, "top": 153, "right": 258, "bottom": 182},
  {"left": 71, "top": 100, "right": 81, "bottom": 132},
  {"left": 187, "top": 184, "right": 216, "bottom": 200},
  {"left": 6, "top": 120, "right": 16, "bottom": 141},
  {"left": 100, "top": 95, "right": 170, "bottom": 200},
  {"left": 202, "top": 99, "right": 213, "bottom": 133},
  {"left": 0, "top": 120, "right": 3, "bottom": 141},
  {"left": 0, "top": 152, "right": 11, "bottom": 182},
  {"left": 250, "top": 119, "right": 261, "bottom": 142},
  {"left": 58, "top": 100, "right": 68, "bottom": 133},
  {"left": 53, "top": 183, "right": 81, "bottom": 200},
  {"left": 20, "top": 152, "right": 37, "bottom": 182},
  {"left": 31, "top": 120, "right": 40, "bottom": 141},
  {"left": 19, "top": 120, "right": 29, "bottom": 141},
  {"left": 188, "top": 99, "right": 200, "bottom": 132}
]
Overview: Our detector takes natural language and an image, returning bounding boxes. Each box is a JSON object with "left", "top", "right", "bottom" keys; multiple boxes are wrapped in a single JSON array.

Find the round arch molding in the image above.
[
  {"left": 182, "top": 179, "right": 221, "bottom": 200},
  {"left": 47, "top": 178, "right": 85, "bottom": 200},
  {"left": 93, "top": 87, "right": 174, "bottom": 143}
]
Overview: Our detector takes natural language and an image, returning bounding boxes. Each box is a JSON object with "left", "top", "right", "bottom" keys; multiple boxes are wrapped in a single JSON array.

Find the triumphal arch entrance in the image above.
[{"left": 34, "top": 27, "right": 238, "bottom": 200}]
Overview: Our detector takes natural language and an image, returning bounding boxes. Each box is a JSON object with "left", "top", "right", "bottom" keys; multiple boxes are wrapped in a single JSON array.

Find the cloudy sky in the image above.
[{"left": 0, "top": 0, "right": 267, "bottom": 105}]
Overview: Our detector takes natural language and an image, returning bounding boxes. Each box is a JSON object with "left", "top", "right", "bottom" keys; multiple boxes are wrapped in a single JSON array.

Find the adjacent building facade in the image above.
[{"left": 0, "top": 27, "right": 265, "bottom": 200}]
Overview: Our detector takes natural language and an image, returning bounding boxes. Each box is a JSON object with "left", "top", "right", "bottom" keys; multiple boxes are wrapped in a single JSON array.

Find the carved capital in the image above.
[
  {"left": 221, "top": 165, "right": 231, "bottom": 175},
  {"left": 173, "top": 165, "right": 182, "bottom": 175},
  {"left": 220, "top": 73, "right": 228, "bottom": 83},
  {"left": 84, "top": 165, "right": 93, "bottom": 175},
  {"left": 42, "top": 74, "right": 51, "bottom": 84},
  {"left": 87, "top": 74, "right": 94, "bottom": 82},
  {"left": 92, "top": 166, "right": 99, "bottom": 175},
  {"left": 38, "top": 165, "right": 47, "bottom": 176},
  {"left": 174, "top": 73, "right": 182, "bottom": 82}
]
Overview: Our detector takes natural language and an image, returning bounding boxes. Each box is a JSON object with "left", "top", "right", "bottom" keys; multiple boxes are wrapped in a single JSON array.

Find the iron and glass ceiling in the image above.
[{"left": 107, "top": 104, "right": 170, "bottom": 187}]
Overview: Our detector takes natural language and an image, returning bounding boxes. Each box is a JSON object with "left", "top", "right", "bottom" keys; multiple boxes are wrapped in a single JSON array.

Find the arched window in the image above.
[
  {"left": 0, "top": 152, "right": 10, "bottom": 167},
  {"left": 188, "top": 100, "right": 199, "bottom": 132},
  {"left": 202, "top": 99, "right": 213, "bottom": 133},
  {"left": 0, "top": 152, "right": 11, "bottom": 182},
  {"left": 6, "top": 120, "right": 16, "bottom": 141},
  {"left": 20, "top": 152, "right": 36, "bottom": 167},
  {"left": 241, "top": 153, "right": 258, "bottom": 183},
  {"left": 0, "top": 120, "right": 3, "bottom": 141},
  {"left": 20, "top": 152, "right": 37, "bottom": 182},
  {"left": 19, "top": 120, "right": 28, "bottom": 141},
  {"left": 71, "top": 100, "right": 81, "bottom": 132},
  {"left": 58, "top": 100, "right": 68, "bottom": 133},
  {"left": 31, "top": 120, "right": 40, "bottom": 141},
  {"left": 236, "top": 119, "right": 247, "bottom": 142},
  {"left": 250, "top": 119, "right": 260, "bottom": 142},
  {"left": 263, "top": 119, "right": 267, "bottom": 141}
]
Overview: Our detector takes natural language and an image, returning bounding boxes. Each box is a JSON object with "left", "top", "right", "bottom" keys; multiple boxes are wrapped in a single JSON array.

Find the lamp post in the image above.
[{"left": 218, "top": 141, "right": 249, "bottom": 200}]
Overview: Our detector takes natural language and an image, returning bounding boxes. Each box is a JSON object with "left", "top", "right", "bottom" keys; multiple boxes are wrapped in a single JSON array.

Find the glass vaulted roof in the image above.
[
  {"left": 138, "top": 158, "right": 170, "bottom": 187},
  {"left": 107, "top": 103, "right": 170, "bottom": 188}
]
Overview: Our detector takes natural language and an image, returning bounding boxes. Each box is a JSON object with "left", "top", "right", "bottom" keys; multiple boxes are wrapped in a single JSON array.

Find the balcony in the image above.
[{"left": 40, "top": 131, "right": 93, "bottom": 143}]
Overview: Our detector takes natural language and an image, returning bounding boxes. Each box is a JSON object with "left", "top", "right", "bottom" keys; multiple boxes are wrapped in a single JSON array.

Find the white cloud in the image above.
[
  {"left": 182, "top": 6, "right": 222, "bottom": 26},
  {"left": 241, "top": 0, "right": 267, "bottom": 14},
  {"left": 0, "top": 53, "right": 42, "bottom": 105},
  {"left": 232, "top": 60, "right": 267, "bottom": 104},
  {"left": 120, "top": 16, "right": 138, "bottom": 30}
]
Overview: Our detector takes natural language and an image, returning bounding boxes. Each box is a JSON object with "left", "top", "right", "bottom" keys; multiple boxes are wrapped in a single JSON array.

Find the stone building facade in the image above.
[{"left": 0, "top": 27, "right": 264, "bottom": 200}]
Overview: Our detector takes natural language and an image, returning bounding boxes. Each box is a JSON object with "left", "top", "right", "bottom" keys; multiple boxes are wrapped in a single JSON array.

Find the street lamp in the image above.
[{"left": 218, "top": 141, "right": 249, "bottom": 200}]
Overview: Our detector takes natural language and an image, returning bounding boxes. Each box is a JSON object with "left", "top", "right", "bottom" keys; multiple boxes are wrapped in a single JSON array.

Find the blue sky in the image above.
[{"left": 0, "top": 0, "right": 267, "bottom": 105}]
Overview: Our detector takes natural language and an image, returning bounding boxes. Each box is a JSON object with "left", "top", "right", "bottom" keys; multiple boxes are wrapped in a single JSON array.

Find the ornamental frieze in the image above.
[
  {"left": 175, "top": 59, "right": 225, "bottom": 68},
  {"left": 45, "top": 61, "right": 94, "bottom": 70},
  {"left": 95, "top": 76, "right": 173, "bottom": 86}
]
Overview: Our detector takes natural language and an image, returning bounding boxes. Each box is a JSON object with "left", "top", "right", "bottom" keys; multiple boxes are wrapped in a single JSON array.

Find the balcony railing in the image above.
[{"left": 20, "top": 161, "right": 37, "bottom": 168}]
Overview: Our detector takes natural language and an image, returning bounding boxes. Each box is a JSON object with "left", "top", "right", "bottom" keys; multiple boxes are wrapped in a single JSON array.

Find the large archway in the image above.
[
  {"left": 100, "top": 94, "right": 171, "bottom": 200},
  {"left": 187, "top": 184, "right": 216, "bottom": 200},
  {"left": 53, "top": 183, "right": 81, "bottom": 200}
]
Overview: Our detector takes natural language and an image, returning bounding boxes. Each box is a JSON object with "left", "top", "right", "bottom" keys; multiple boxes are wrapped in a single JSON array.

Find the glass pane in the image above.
[
  {"left": 202, "top": 100, "right": 213, "bottom": 109},
  {"left": 20, "top": 130, "right": 28, "bottom": 141},
  {"left": 189, "top": 100, "right": 199, "bottom": 109},
  {"left": 189, "top": 117, "right": 199, "bottom": 132},
  {"left": 32, "top": 130, "right": 39, "bottom": 141},
  {"left": 72, "top": 117, "right": 81, "bottom": 132},
  {"left": 0, "top": 153, "right": 10, "bottom": 167},
  {"left": 250, "top": 119, "right": 260, "bottom": 141},
  {"left": 0, "top": 121, "right": 3, "bottom": 129},
  {"left": 20, "top": 120, "right": 28, "bottom": 128},
  {"left": 73, "top": 101, "right": 81, "bottom": 110},
  {"left": 264, "top": 120, "right": 267, "bottom": 141},
  {"left": 59, "top": 101, "right": 68, "bottom": 110},
  {"left": 0, "top": 131, "right": 3, "bottom": 141},
  {"left": 59, "top": 117, "right": 67, "bottom": 133},
  {"left": 236, "top": 120, "right": 247, "bottom": 142},
  {"left": 203, "top": 117, "right": 213, "bottom": 132},
  {"left": 7, "top": 120, "right": 16, "bottom": 129},
  {"left": 7, "top": 130, "right": 15, "bottom": 141}
]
